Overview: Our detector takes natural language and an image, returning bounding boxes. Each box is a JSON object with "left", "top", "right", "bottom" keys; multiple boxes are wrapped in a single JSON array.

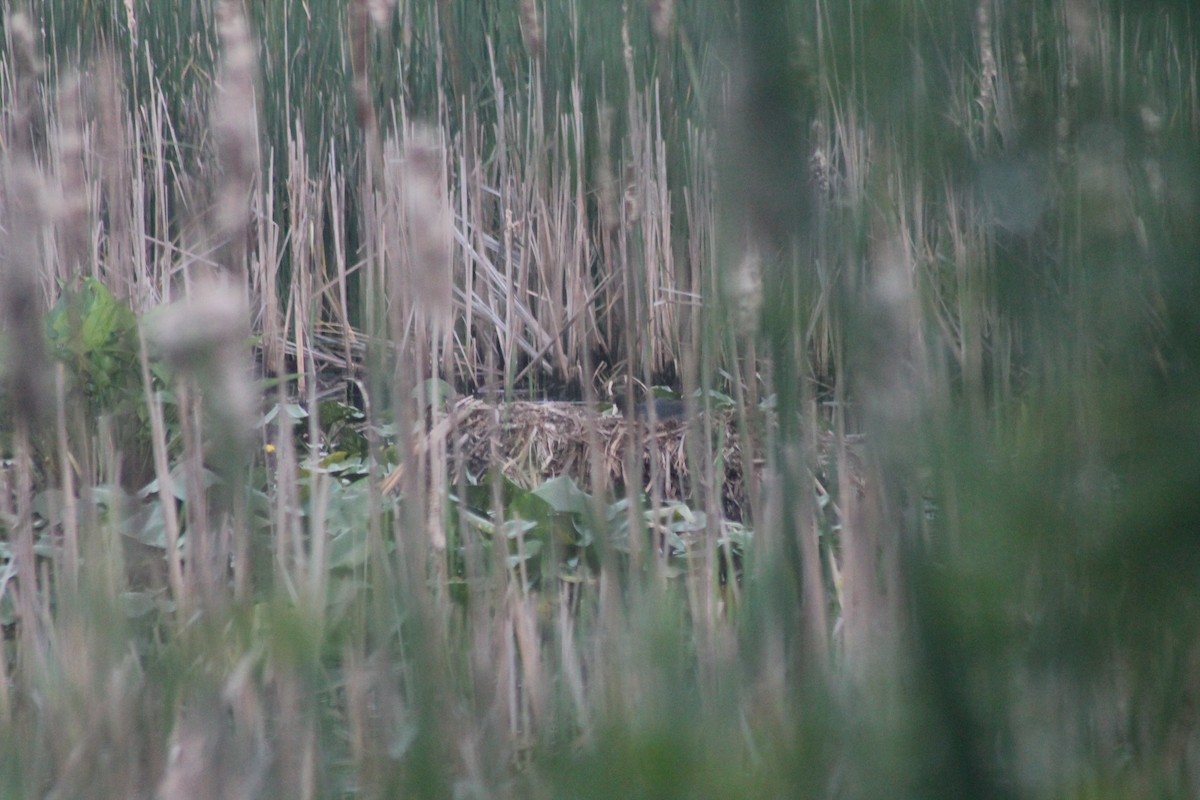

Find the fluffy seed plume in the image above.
[
  {"left": 146, "top": 277, "right": 256, "bottom": 456},
  {"left": 366, "top": 0, "right": 397, "bottom": 29},
  {"left": 649, "top": 0, "right": 675, "bottom": 42},
  {"left": 211, "top": 0, "right": 260, "bottom": 276},
  {"left": 397, "top": 128, "right": 454, "bottom": 326},
  {"left": 724, "top": 246, "right": 763, "bottom": 337},
  {"left": 520, "top": 0, "right": 544, "bottom": 58}
]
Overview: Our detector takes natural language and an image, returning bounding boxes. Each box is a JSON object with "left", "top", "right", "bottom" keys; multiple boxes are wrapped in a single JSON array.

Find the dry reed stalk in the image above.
[
  {"left": 494, "top": 587, "right": 518, "bottom": 753},
  {"left": 398, "top": 127, "right": 454, "bottom": 328},
  {"left": 52, "top": 366, "right": 80, "bottom": 593},
  {"left": 1, "top": 16, "right": 53, "bottom": 685},
  {"left": 194, "top": 3, "right": 260, "bottom": 599},
  {"left": 594, "top": 105, "right": 626, "bottom": 370},
  {"left": 268, "top": 138, "right": 312, "bottom": 600},
  {"left": 455, "top": 117, "right": 482, "bottom": 378},
  {"left": 140, "top": 76, "right": 175, "bottom": 301},
  {"left": 0, "top": 597, "right": 9, "bottom": 723},
  {"left": 138, "top": 327, "right": 188, "bottom": 613},
  {"left": 436, "top": 0, "right": 466, "bottom": 104},
  {"left": 8, "top": 426, "right": 49, "bottom": 690},
  {"left": 653, "top": 97, "right": 682, "bottom": 366},
  {"left": 302, "top": 466, "right": 332, "bottom": 630},
  {"left": 122, "top": 0, "right": 139, "bottom": 51},
  {"left": 148, "top": 277, "right": 256, "bottom": 603},
  {"left": 149, "top": 277, "right": 257, "bottom": 458},
  {"left": 506, "top": 585, "right": 544, "bottom": 734},
  {"left": 596, "top": 105, "right": 620, "bottom": 237},
  {"left": 326, "top": 150, "right": 357, "bottom": 369},
  {"left": 1, "top": 12, "right": 51, "bottom": 427},
  {"left": 158, "top": 675, "right": 268, "bottom": 800},
  {"left": 809, "top": 119, "right": 833, "bottom": 196},
  {"left": 720, "top": 247, "right": 758, "bottom": 340},
  {"left": 351, "top": 0, "right": 390, "bottom": 350},
  {"left": 211, "top": 0, "right": 260, "bottom": 280},
  {"left": 252, "top": 154, "right": 282, "bottom": 329},
  {"left": 1064, "top": 0, "right": 1098, "bottom": 66},
  {"left": 271, "top": 665, "right": 319, "bottom": 800},
  {"left": 366, "top": 0, "right": 398, "bottom": 28},
  {"left": 976, "top": 0, "right": 997, "bottom": 147},
  {"left": 519, "top": 0, "right": 544, "bottom": 59},
  {"left": 341, "top": 646, "right": 415, "bottom": 792},
  {"left": 350, "top": 0, "right": 382, "bottom": 180},
  {"left": 51, "top": 75, "right": 90, "bottom": 283},
  {"left": 341, "top": 647, "right": 371, "bottom": 786},
  {"left": 525, "top": 179, "right": 569, "bottom": 379},
  {"left": 268, "top": 381, "right": 305, "bottom": 605},
  {"left": 942, "top": 181, "right": 990, "bottom": 425},
  {"left": 426, "top": 395, "right": 451, "bottom": 592},
  {"left": 841, "top": 223, "right": 924, "bottom": 680},
  {"left": 649, "top": 0, "right": 676, "bottom": 42},
  {"left": 178, "top": 383, "right": 217, "bottom": 604},
  {"left": 555, "top": 577, "right": 591, "bottom": 740},
  {"left": 95, "top": 54, "right": 142, "bottom": 302},
  {"left": 39, "top": 626, "right": 149, "bottom": 798},
  {"left": 684, "top": 126, "right": 741, "bottom": 612},
  {"left": 502, "top": 199, "right": 520, "bottom": 387},
  {"left": 465, "top": 98, "right": 591, "bottom": 380},
  {"left": 567, "top": 81, "right": 597, "bottom": 359},
  {"left": 257, "top": 139, "right": 289, "bottom": 377},
  {"left": 378, "top": 127, "right": 455, "bottom": 598},
  {"left": 285, "top": 126, "right": 328, "bottom": 399}
]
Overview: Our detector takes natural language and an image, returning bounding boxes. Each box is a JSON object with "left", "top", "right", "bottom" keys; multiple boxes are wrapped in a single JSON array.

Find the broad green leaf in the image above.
[{"left": 533, "top": 475, "right": 591, "bottom": 515}]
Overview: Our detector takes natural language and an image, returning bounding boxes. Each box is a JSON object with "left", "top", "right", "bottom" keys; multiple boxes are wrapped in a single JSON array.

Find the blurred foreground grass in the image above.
[{"left": 0, "top": 0, "right": 1198, "bottom": 797}]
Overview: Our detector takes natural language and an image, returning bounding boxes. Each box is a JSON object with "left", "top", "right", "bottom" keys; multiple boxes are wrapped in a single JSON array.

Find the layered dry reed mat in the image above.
[
  {"left": 0, "top": 0, "right": 1199, "bottom": 797},
  {"left": 381, "top": 397, "right": 771, "bottom": 517}
]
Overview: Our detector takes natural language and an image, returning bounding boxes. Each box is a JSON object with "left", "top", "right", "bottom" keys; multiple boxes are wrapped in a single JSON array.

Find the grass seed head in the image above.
[
  {"left": 147, "top": 277, "right": 256, "bottom": 454},
  {"left": 649, "top": 0, "right": 675, "bottom": 42},
  {"left": 520, "top": 0, "right": 544, "bottom": 58},
  {"left": 367, "top": 0, "right": 397, "bottom": 29},
  {"left": 211, "top": 0, "right": 260, "bottom": 274},
  {"left": 725, "top": 246, "right": 762, "bottom": 337},
  {"left": 400, "top": 128, "right": 454, "bottom": 326}
]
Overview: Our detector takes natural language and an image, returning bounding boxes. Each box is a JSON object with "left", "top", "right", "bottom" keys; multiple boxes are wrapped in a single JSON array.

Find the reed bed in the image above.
[{"left": 0, "top": 0, "right": 1198, "bottom": 797}]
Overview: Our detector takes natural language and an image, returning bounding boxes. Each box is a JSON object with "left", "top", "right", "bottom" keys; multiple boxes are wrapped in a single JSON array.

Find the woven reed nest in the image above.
[{"left": 388, "top": 396, "right": 762, "bottom": 521}]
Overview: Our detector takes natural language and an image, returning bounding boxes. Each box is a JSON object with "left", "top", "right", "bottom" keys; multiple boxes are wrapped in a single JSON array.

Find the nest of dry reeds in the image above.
[{"left": 427, "top": 397, "right": 759, "bottom": 521}]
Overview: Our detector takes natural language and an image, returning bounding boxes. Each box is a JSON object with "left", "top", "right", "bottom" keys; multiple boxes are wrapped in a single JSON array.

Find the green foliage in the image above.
[
  {"left": 45, "top": 277, "right": 142, "bottom": 414},
  {"left": 447, "top": 471, "right": 734, "bottom": 594}
]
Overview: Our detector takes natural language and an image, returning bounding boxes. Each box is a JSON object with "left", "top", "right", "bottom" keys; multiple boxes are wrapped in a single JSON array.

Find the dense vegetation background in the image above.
[{"left": 0, "top": 0, "right": 1198, "bottom": 796}]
